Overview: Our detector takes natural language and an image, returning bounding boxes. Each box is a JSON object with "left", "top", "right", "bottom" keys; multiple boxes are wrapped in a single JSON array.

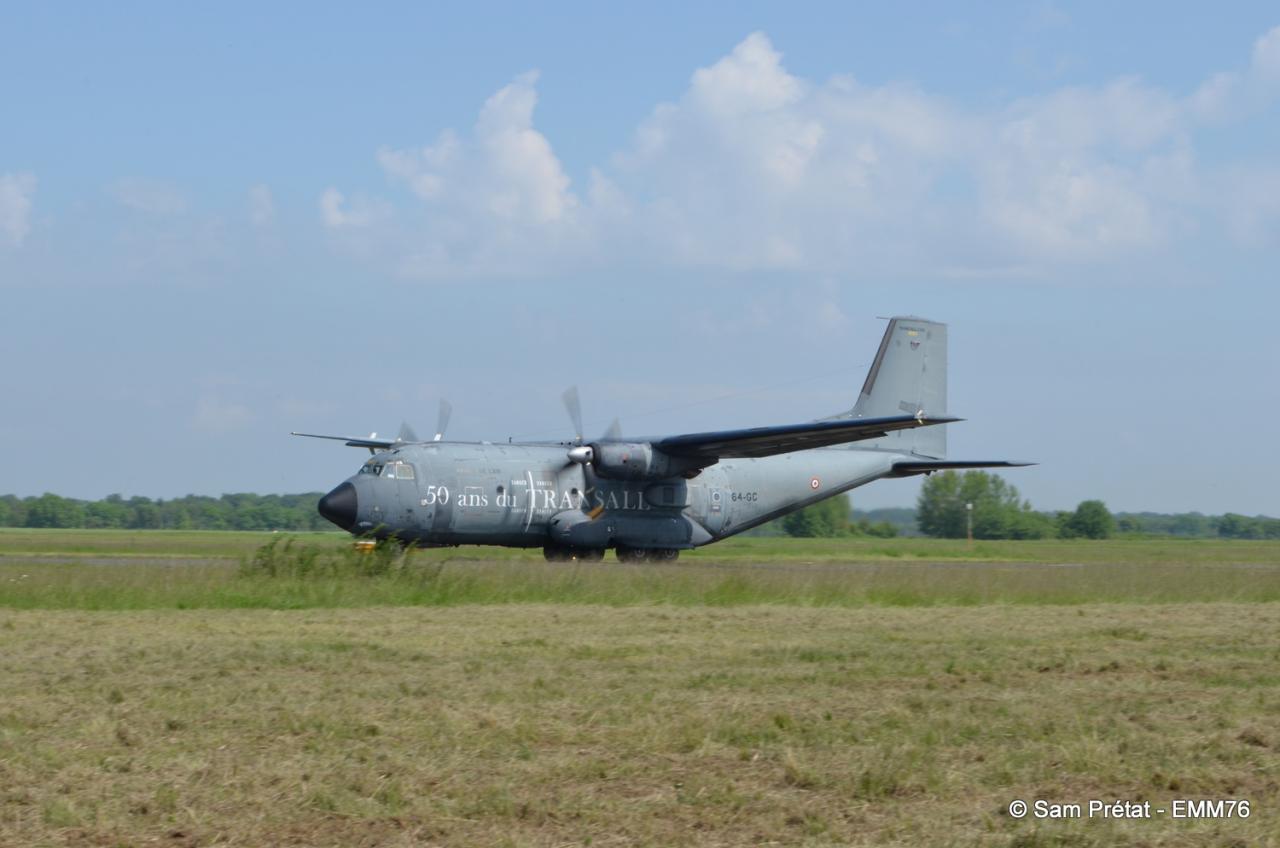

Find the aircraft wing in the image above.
[
  {"left": 290, "top": 432, "right": 397, "bottom": 450},
  {"left": 889, "top": 459, "right": 1036, "bottom": 477},
  {"left": 654, "top": 414, "right": 960, "bottom": 460}
]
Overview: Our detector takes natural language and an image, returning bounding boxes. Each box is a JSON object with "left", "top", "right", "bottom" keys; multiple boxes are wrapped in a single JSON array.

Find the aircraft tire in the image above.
[
  {"left": 653, "top": 548, "right": 680, "bottom": 562},
  {"left": 615, "top": 546, "right": 650, "bottom": 563}
]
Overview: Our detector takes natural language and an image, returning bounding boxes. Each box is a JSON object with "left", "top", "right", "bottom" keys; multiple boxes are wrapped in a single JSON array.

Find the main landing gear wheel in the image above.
[
  {"left": 543, "top": 545, "right": 605, "bottom": 562},
  {"left": 615, "top": 547, "right": 680, "bottom": 563}
]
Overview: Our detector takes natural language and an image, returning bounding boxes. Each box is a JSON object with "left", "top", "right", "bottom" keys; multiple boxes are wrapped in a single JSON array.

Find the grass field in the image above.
[
  {"left": 2, "top": 531, "right": 1278, "bottom": 846},
  {"left": 5, "top": 527, "right": 1280, "bottom": 565}
]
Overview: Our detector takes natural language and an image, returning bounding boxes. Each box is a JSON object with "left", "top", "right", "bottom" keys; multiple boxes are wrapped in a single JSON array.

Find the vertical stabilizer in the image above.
[{"left": 850, "top": 317, "right": 947, "bottom": 458}]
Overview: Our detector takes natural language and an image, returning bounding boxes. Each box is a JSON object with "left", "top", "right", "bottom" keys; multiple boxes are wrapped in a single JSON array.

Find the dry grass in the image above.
[{"left": 1, "top": 604, "right": 1277, "bottom": 846}]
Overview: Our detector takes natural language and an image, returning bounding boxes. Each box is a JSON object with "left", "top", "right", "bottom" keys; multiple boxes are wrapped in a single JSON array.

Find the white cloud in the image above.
[
  {"left": 325, "top": 26, "right": 1280, "bottom": 278},
  {"left": 608, "top": 33, "right": 974, "bottom": 271},
  {"left": 0, "top": 172, "right": 36, "bottom": 247},
  {"left": 687, "top": 32, "right": 805, "bottom": 117},
  {"left": 1252, "top": 25, "right": 1280, "bottom": 82},
  {"left": 319, "top": 188, "right": 380, "bottom": 229},
  {"left": 473, "top": 71, "right": 577, "bottom": 224},
  {"left": 367, "top": 71, "right": 585, "bottom": 275},
  {"left": 1187, "top": 71, "right": 1241, "bottom": 122},
  {"left": 248, "top": 184, "right": 275, "bottom": 227},
  {"left": 1220, "top": 166, "right": 1280, "bottom": 246},
  {"left": 110, "top": 177, "right": 188, "bottom": 215}
]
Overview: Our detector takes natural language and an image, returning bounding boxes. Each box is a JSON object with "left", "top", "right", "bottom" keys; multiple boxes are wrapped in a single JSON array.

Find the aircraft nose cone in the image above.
[{"left": 318, "top": 482, "right": 358, "bottom": 531}]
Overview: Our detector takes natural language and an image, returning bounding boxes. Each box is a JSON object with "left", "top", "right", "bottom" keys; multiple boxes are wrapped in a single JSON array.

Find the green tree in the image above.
[
  {"left": 128, "top": 496, "right": 160, "bottom": 529},
  {"left": 916, "top": 471, "right": 1043, "bottom": 539},
  {"left": 1217, "top": 513, "right": 1260, "bottom": 539},
  {"left": 781, "top": 495, "right": 850, "bottom": 537},
  {"left": 1006, "top": 507, "right": 1056, "bottom": 540},
  {"left": 0, "top": 495, "right": 19, "bottom": 526},
  {"left": 1168, "top": 512, "right": 1210, "bottom": 536},
  {"left": 24, "top": 493, "right": 86, "bottom": 528},
  {"left": 1115, "top": 515, "right": 1141, "bottom": 534},
  {"left": 84, "top": 498, "right": 129, "bottom": 528},
  {"left": 1060, "top": 500, "right": 1115, "bottom": 539}
]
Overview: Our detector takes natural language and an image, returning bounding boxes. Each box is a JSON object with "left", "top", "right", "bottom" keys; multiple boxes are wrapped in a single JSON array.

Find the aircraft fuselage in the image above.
[{"left": 322, "top": 442, "right": 903, "bottom": 551}]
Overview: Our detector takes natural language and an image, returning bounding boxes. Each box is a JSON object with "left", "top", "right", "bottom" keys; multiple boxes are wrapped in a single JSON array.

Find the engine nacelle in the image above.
[{"left": 589, "top": 442, "right": 704, "bottom": 481}]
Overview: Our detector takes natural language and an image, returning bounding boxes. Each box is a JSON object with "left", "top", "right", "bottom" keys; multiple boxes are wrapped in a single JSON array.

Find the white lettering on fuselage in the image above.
[{"left": 433, "top": 480, "right": 655, "bottom": 513}]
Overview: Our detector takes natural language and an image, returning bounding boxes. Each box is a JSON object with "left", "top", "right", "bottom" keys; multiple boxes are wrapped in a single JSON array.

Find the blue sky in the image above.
[{"left": 2, "top": 2, "right": 1278, "bottom": 514}]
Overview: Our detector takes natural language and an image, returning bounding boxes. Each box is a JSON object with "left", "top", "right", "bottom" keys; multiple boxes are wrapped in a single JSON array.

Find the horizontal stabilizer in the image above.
[
  {"left": 656, "top": 414, "right": 960, "bottom": 460},
  {"left": 889, "top": 459, "right": 1036, "bottom": 477},
  {"left": 290, "top": 432, "right": 396, "bottom": 450}
]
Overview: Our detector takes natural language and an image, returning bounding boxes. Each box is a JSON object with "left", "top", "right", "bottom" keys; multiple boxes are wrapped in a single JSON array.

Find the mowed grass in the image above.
[
  {"left": 2, "top": 532, "right": 1278, "bottom": 845},
  {"left": 2, "top": 605, "right": 1277, "bottom": 846}
]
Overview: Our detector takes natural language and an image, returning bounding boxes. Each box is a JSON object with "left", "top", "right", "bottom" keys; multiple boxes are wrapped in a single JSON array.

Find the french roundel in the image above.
[{"left": 810, "top": 476, "right": 821, "bottom": 490}]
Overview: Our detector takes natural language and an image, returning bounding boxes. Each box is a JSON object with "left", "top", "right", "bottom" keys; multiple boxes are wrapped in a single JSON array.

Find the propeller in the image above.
[
  {"left": 562, "top": 386, "right": 624, "bottom": 448},
  {"left": 557, "top": 386, "right": 627, "bottom": 522},
  {"left": 433, "top": 399, "right": 453, "bottom": 441},
  {"left": 387, "top": 397, "right": 452, "bottom": 447},
  {"left": 560, "top": 386, "right": 617, "bottom": 500},
  {"left": 562, "top": 386, "right": 584, "bottom": 444},
  {"left": 396, "top": 422, "right": 419, "bottom": 443}
]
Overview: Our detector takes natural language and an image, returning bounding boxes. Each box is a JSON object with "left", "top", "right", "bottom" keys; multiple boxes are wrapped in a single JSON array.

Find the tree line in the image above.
[
  {"left": 771, "top": 471, "right": 1278, "bottom": 539},
  {"left": 1, "top": 480, "right": 1275, "bottom": 540},
  {"left": 911, "top": 471, "right": 1280, "bottom": 540},
  {"left": 0, "top": 493, "right": 329, "bottom": 531}
]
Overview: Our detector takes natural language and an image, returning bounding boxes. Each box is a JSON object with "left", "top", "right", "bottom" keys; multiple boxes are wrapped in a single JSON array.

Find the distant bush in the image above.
[
  {"left": 1059, "top": 500, "right": 1115, "bottom": 540},
  {"left": 1217, "top": 513, "right": 1280, "bottom": 539},
  {"left": 779, "top": 497, "right": 899, "bottom": 538},
  {"left": 781, "top": 497, "right": 850, "bottom": 537}
]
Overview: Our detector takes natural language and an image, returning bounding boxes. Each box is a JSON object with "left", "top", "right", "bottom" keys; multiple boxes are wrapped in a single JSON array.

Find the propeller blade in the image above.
[
  {"left": 397, "top": 421, "right": 419, "bottom": 443},
  {"left": 562, "top": 386, "right": 584, "bottom": 444},
  {"left": 434, "top": 399, "right": 453, "bottom": 441},
  {"left": 602, "top": 418, "right": 622, "bottom": 441}
]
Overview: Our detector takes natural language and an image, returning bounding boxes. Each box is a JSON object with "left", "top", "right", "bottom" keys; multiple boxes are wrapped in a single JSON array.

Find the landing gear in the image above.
[
  {"left": 543, "top": 545, "right": 605, "bottom": 562},
  {"left": 615, "top": 546, "right": 680, "bottom": 563}
]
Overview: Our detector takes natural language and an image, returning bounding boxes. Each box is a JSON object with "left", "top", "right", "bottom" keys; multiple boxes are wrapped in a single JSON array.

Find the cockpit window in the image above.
[
  {"left": 359, "top": 462, "right": 384, "bottom": 476},
  {"left": 375, "top": 460, "right": 416, "bottom": 480}
]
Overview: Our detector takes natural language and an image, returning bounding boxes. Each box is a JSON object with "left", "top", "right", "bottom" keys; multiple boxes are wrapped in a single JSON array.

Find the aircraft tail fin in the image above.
[{"left": 847, "top": 316, "right": 948, "bottom": 459}]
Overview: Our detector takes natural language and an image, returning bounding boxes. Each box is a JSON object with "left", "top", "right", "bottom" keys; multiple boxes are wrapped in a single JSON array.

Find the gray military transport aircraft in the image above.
[{"left": 295, "top": 317, "right": 1029, "bottom": 561}]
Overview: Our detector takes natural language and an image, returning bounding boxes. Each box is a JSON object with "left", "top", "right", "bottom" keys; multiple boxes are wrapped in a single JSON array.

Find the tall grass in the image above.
[
  {"left": 2, "top": 534, "right": 1278, "bottom": 610},
  {"left": 5, "top": 527, "right": 1280, "bottom": 563}
]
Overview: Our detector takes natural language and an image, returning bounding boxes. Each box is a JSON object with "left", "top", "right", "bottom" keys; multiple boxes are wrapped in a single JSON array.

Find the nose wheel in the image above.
[{"left": 542, "top": 545, "right": 605, "bottom": 562}]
